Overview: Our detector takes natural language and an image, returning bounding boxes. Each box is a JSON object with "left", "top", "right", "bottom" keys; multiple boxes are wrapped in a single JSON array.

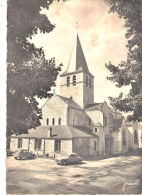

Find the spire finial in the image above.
[{"left": 75, "top": 21, "right": 79, "bottom": 34}]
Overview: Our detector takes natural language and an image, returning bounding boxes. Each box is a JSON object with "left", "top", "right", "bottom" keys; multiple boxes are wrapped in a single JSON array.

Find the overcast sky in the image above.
[{"left": 30, "top": 0, "right": 130, "bottom": 106}]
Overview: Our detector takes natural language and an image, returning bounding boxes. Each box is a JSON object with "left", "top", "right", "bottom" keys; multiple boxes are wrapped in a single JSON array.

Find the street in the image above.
[{"left": 7, "top": 155, "right": 142, "bottom": 194}]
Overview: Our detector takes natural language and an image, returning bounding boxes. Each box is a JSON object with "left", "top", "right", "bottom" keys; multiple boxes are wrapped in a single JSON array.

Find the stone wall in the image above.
[
  {"left": 40, "top": 94, "right": 68, "bottom": 126},
  {"left": 68, "top": 107, "right": 88, "bottom": 126},
  {"left": 72, "top": 137, "right": 98, "bottom": 157},
  {"left": 127, "top": 123, "right": 142, "bottom": 150},
  {"left": 100, "top": 102, "right": 113, "bottom": 136},
  {"left": 60, "top": 72, "right": 84, "bottom": 108},
  {"left": 83, "top": 73, "right": 94, "bottom": 108},
  {"left": 44, "top": 139, "right": 55, "bottom": 156},
  {"left": 61, "top": 140, "right": 72, "bottom": 155},
  {"left": 22, "top": 138, "right": 29, "bottom": 150},
  {"left": 10, "top": 137, "right": 18, "bottom": 151},
  {"left": 111, "top": 121, "right": 128, "bottom": 154},
  {"left": 111, "top": 131, "right": 122, "bottom": 154},
  {"left": 10, "top": 137, "right": 73, "bottom": 157},
  {"left": 60, "top": 72, "right": 94, "bottom": 108}
]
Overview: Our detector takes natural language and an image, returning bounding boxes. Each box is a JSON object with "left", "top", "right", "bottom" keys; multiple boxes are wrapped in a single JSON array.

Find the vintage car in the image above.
[
  {"left": 55, "top": 153, "right": 82, "bottom": 165},
  {"left": 7, "top": 149, "right": 13, "bottom": 156},
  {"left": 14, "top": 149, "right": 36, "bottom": 160}
]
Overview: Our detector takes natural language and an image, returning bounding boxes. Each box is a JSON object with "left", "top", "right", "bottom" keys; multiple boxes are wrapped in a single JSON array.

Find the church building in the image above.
[{"left": 10, "top": 34, "right": 129, "bottom": 157}]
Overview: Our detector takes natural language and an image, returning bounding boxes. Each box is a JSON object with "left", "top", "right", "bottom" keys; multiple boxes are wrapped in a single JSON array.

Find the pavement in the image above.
[{"left": 7, "top": 155, "right": 142, "bottom": 194}]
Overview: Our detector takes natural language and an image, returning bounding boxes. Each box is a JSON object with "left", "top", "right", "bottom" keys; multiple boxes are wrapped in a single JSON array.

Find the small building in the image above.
[
  {"left": 10, "top": 126, "right": 98, "bottom": 157},
  {"left": 10, "top": 34, "right": 129, "bottom": 157}
]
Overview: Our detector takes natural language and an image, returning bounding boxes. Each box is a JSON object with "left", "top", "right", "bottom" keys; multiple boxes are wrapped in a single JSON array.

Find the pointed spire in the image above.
[
  {"left": 76, "top": 34, "right": 89, "bottom": 72},
  {"left": 61, "top": 34, "right": 90, "bottom": 76}
]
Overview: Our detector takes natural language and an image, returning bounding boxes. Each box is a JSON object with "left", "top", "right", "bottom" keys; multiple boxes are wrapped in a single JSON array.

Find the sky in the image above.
[{"left": 30, "top": 0, "right": 130, "bottom": 107}]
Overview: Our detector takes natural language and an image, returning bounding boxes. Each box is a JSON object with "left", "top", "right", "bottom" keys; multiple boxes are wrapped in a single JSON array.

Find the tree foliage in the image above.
[
  {"left": 7, "top": 0, "right": 61, "bottom": 136},
  {"left": 105, "top": 0, "right": 142, "bottom": 122}
]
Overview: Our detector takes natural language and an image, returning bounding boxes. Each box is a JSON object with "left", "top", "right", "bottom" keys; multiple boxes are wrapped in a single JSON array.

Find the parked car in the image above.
[
  {"left": 14, "top": 149, "right": 36, "bottom": 160},
  {"left": 55, "top": 153, "right": 82, "bottom": 165},
  {"left": 7, "top": 149, "right": 13, "bottom": 156}
]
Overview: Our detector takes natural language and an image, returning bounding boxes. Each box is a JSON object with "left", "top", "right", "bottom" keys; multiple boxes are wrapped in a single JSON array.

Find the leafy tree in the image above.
[
  {"left": 7, "top": 0, "right": 61, "bottom": 136},
  {"left": 105, "top": 0, "right": 142, "bottom": 122}
]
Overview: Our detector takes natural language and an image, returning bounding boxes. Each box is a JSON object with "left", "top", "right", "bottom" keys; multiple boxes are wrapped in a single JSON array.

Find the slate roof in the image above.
[
  {"left": 57, "top": 95, "right": 82, "bottom": 109},
  {"left": 11, "top": 125, "right": 98, "bottom": 139},
  {"left": 61, "top": 34, "right": 93, "bottom": 77}
]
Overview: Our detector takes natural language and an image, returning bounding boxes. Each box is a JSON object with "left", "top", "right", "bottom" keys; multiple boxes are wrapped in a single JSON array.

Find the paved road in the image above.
[{"left": 7, "top": 155, "right": 142, "bottom": 194}]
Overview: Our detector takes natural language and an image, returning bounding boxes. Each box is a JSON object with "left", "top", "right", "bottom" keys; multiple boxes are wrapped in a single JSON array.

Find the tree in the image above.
[
  {"left": 7, "top": 0, "right": 61, "bottom": 136},
  {"left": 105, "top": 0, "right": 142, "bottom": 122}
]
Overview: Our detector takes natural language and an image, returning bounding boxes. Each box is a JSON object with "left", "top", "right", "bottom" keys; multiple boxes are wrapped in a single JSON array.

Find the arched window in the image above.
[
  {"left": 89, "top": 78, "right": 91, "bottom": 88},
  {"left": 46, "top": 118, "right": 49, "bottom": 125},
  {"left": 94, "top": 141, "right": 97, "bottom": 151},
  {"left": 103, "top": 115, "right": 107, "bottom": 126},
  {"left": 86, "top": 76, "right": 88, "bottom": 86},
  {"left": 89, "top": 118, "right": 91, "bottom": 125},
  {"left": 58, "top": 118, "right": 61, "bottom": 125},
  {"left": 52, "top": 118, "right": 55, "bottom": 125},
  {"left": 134, "top": 130, "right": 138, "bottom": 144},
  {"left": 67, "top": 76, "right": 70, "bottom": 86},
  {"left": 122, "top": 129, "right": 126, "bottom": 145},
  {"left": 73, "top": 75, "right": 76, "bottom": 86},
  {"left": 95, "top": 128, "right": 97, "bottom": 132}
]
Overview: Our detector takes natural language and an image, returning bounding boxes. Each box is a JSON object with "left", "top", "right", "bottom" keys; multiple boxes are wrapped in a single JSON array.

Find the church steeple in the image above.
[
  {"left": 61, "top": 34, "right": 92, "bottom": 76},
  {"left": 76, "top": 34, "right": 89, "bottom": 72},
  {"left": 60, "top": 34, "right": 94, "bottom": 108}
]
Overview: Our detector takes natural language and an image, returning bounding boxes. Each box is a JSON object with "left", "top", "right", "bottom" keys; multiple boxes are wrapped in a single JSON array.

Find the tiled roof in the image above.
[
  {"left": 11, "top": 125, "right": 98, "bottom": 139},
  {"left": 60, "top": 34, "right": 93, "bottom": 77}
]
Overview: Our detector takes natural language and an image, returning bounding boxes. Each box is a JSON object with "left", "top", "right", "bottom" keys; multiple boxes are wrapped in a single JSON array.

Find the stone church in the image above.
[{"left": 10, "top": 34, "right": 131, "bottom": 157}]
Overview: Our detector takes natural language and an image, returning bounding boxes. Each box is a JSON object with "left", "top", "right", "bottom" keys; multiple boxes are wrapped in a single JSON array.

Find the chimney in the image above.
[
  {"left": 70, "top": 96, "right": 73, "bottom": 100},
  {"left": 47, "top": 127, "right": 52, "bottom": 137}
]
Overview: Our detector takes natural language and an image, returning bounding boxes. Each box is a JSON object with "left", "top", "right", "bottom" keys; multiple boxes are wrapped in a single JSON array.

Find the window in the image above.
[
  {"left": 89, "top": 78, "right": 91, "bottom": 88},
  {"left": 89, "top": 118, "right": 91, "bottom": 125},
  {"left": 67, "top": 76, "right": 70, "bottom": 86},
  {"left": 73, "top": 75, "right": 76, "bottom": 85},
  {"left": 122, "top": 129, "right": 126, "bottom": 145},
  {"left": 94, "top": 141, "right": 97, "bottom": 151},
  {"left": 35, "top": 139, "right": 42, "bottom": 150},
  {"left": 18, "top": 138, "right": 22, "bottom": 148},
  {"left": 73, "top": 119, "right": 75, "bottom": 125},
  {"left": 58, "top": 118, "right": 61, "bottom": 125},
  {"left": 52, "top": 118, "right": 55, "bottom": 125},
  {"left": 95, "top": 128, "right": 97, "bottom": 132},
  {"left": 86, "top": 76, "right": 88, "bottom": 86},
  {"left": 46, "top": 118, "right": 49, "bottom": 125},
  {"left": 55, "top": 140, "right": 61, "bottom": 152},
  {"left": 69, "top": 154, "right": 77, "bottom": 158},
  {"left": 134, "top": 130, "right": 138, "bottom": 144},
  {"left": 104, "top": 115, "right": 107, "bottom": 126}
]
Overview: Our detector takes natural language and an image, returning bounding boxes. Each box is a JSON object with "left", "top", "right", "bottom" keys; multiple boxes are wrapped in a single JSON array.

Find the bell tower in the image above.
[{"left": 60, "top": 34, "right": 94, "bottom": 108}]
